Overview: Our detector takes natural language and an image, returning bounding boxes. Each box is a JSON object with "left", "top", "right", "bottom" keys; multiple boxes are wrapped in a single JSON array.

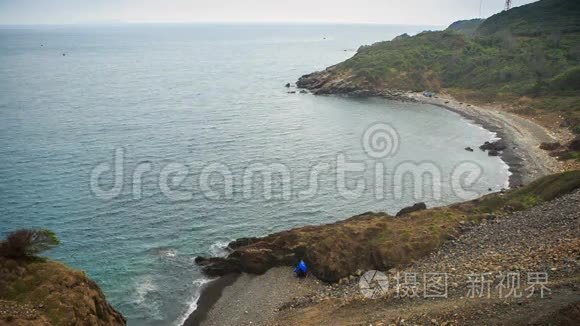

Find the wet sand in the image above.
[{"left": 186, "top": 268, "right": 323, "bottom": 326}]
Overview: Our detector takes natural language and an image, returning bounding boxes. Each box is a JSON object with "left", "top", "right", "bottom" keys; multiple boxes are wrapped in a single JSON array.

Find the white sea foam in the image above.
[
  {"left": 159, "top": 248, "right": 177, "bottom": 258},
  {"left": 134, "top": 275, "right": 163, "bottom": 320},
  {"left": 135, "top": 275, "right": 158, "bottom": 305},
  {"left": 174, "top": 277, "right": 213, "bottom": 326},
  {"left": 208, "top": 240, "right": 231, "bottom": 257}
]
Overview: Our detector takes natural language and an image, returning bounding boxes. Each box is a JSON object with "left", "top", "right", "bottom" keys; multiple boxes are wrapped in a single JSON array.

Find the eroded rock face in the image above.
[
  {"left": 195, "top": 210, "right": 457, "bottom": 283},
  {"left": 296, "top": 68, "right": 411, "bottom": 101},
  {"left": 0, "top": 258, "right": 126, "bottom": 325},
  {"left": 479, "top": 140, "right": 507, "bottom": 152}
]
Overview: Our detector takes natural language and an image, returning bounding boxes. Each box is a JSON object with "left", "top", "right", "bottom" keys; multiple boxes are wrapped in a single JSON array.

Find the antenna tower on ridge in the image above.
[{"left": 505, "top": 0, "right": 512, "bottom": 11}]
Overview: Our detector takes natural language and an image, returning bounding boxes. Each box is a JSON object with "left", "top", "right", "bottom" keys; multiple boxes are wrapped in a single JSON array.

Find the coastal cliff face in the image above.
[
  {"left": 196, "top": 171, "right": 580, "bottom": 283},
  {"left": 197, "top": 208, "right": 460, "bottom": 282},
  {"left": 0, "top": 258, "right": 125, "bottom": 325},
  {"left": 296, "top": 66, "right": 410, "bottom": 100}
]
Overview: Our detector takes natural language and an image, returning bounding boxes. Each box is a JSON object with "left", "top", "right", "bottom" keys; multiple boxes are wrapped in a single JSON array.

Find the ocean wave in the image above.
[
  {"left": 135, "top": 276, "right": 158, "bottom": 305},
  {"left": 208, "top": 240, "right": 231, "bottom": 257},
  {"left": 158, "top": 248, "right": 177, "bottom": 258},
  {"left": 174, "top": 277, "right": 213, "bottom": 326}
]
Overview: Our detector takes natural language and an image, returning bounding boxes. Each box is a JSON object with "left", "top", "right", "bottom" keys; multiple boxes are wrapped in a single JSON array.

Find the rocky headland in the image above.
[{"left": 0, "top": 258, "right": 125, "bottom": 325}]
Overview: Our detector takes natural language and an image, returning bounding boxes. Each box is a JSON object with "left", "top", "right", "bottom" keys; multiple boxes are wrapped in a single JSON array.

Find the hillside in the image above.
[
  {"left": 0, "top": 258, "right": 125, "bottom": 325},
  {"left": 476, "top": 0, "right": 580, "bottom": 36},
  {"left": 446, "top": 18, "right": 484, "bottom": 37},
  {"left": 297, "top": 0, "right": 580, "bottom": 131}
]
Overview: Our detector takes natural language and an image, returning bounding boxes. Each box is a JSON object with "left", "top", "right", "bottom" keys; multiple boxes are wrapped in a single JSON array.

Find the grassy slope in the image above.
[
  {"left": 0, "top": 258, "right": 125, "bottom": 325},
  {"left": 333, "top": 0, "right": 580, "bottom": 124}
]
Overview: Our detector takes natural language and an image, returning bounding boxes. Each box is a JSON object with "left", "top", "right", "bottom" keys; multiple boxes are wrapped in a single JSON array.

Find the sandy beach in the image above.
[
  {"left": 407, "top": 92, "right": 566, "bottom": 187},
  {"left": 185, "top": 268, "right": 324, "bottom": 326}
]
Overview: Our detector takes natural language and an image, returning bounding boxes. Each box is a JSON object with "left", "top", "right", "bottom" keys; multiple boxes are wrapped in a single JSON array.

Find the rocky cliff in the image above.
[{"left": 0, "top": 258, "right": 125, "bottom": 325}]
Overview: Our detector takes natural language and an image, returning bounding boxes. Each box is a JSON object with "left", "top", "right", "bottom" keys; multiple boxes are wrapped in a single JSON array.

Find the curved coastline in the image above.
[
  {"left": 406, "top": 92, "right": 561, "bottom": 187},
  {"left": 182, "top": 92, "right": 563, "bottom": 325}
]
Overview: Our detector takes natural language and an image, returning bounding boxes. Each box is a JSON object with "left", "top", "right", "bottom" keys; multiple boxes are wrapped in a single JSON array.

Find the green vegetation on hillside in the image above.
[
  {"left": 475, "top": 170, "right": 580, "bottom": 212},
  {"left": 331, "top": 0, "right": 580, "bottom": 123},
  {"left": 476, "top": 0, "right": 580, "bottom": 36},
  {"left": 0, "top": 229, "right": 59, "bottom": 259},
  {"left": 446, "top": 18, "right": 484, "bottom": 37}
]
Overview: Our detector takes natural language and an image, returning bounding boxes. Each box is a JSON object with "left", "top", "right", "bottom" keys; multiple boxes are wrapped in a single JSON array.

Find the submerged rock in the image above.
[
  {"left": 396, "top": 202, "right": 427, "bottom": 217},
  {"left": 479, "top": 140, "right": 507, "bottom": 152}
]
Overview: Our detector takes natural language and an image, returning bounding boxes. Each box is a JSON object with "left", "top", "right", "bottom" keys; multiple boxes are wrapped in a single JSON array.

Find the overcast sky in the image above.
[{"left": 0, "top": 0, "right": 538, "bottom": 26}]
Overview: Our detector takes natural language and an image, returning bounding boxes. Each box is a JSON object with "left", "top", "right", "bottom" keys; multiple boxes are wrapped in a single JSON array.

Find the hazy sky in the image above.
[{"left": 0, "top": 0, "right": 538, "bottom": 26}]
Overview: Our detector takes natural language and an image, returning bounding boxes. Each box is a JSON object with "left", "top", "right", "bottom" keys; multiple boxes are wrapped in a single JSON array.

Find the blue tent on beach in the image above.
[{"left": 294, "top": 260, "right": 307, "bottom": 277}]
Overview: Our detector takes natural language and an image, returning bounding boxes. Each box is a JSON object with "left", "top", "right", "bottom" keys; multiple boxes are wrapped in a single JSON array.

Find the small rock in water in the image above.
[{"left": 465, "top": 147, "right": 474, "bottom": 152}]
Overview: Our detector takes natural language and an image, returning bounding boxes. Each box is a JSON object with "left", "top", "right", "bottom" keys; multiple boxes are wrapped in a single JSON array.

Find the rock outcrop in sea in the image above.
[{"left": 296, "top": 67, "right": 411, "bottom": 101}]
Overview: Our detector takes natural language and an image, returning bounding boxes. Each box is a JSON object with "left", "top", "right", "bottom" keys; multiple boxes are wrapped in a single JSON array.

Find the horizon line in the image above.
[{"left": 0, "top": 20, "right": 451, "bottom": 28}]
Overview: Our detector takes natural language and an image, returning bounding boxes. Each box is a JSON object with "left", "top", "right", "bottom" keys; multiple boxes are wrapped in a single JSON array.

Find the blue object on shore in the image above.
[{"left": 294, "top": 260, "right": 307, "bottom": 275}]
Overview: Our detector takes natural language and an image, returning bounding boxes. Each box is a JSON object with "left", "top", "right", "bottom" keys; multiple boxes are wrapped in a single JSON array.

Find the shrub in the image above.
[{"left": 0, "top": 229, "right": 60, "bottom": 259}]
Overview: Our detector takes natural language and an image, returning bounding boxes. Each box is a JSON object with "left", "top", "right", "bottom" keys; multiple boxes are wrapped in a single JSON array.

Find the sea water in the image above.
[{"left": 0, "top": 24, "right": 509, "bottom": 325}]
